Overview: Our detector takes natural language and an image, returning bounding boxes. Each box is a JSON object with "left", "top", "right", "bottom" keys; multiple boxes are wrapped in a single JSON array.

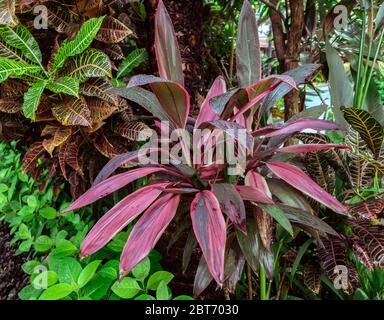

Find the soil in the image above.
[{"left": 0, "top": 221, "right": 29, "bottom": 300}]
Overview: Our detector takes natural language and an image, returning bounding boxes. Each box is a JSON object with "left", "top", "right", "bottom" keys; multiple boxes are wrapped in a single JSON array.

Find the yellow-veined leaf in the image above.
[{"left": 52, "top": 97, "right": 91, "bottom": 126}]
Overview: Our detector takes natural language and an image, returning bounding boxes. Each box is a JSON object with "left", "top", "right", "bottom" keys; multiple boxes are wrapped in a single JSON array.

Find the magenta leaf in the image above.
[
  {"left": 80, "top": 183, "right": 169, "bottom": 257},
  {"left": 236, "top": 0, "right": 261, "bottom": 87},
  {"left": 120, "top": 193, "right": 181, "bottom": 277},
  {"left": 277, "top": 144, "right": 351, "bottom": 153},
  {"left": 195, "top": 76, "right": 227, "bottom": 129},
  {"left": 266, "top": 161, "right": 349, "bottom": 215},
  {"left": 253, "top": 118, "right": 344, "bottom": 138},
  {"left": 260, "top": 64, "right": 321, "bottom": 116},
  {"left": 211, "top": 184, "right": 246, "bottom": 233},
  {"left": 235, "top": 185, "right": 274, "bottom": 204},
  {"left": 64, "top": 167, "right": 168, "bottom": 213},
  {"left": 128, "top": 75, "right": 190, "bottom": 129},
  {"left": 155, "top": 0, "right": 184, "bottom": 85},
  {"left": 191, "top": 191, "right": 226, "bottom": 285},
  {"left": 245, "top": 171, "right": 272, "bottom": 197}
]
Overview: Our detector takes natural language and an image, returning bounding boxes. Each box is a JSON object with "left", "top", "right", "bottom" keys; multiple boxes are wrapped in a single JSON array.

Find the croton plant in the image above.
[{"left": 62, "top": 0, "right": 368, "bottom": 296}]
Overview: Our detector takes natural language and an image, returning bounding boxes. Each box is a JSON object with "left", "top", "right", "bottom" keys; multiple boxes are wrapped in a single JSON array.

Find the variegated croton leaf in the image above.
[
  {"left": 317, "top": 236, "right": 360, "bottom": 295},
  {"left": 348, "top": 220, "right": 384, "bottom": 270},
  {"left": 347, "top": 198, "right": 384, "bottom": 221},
  {"left": 95, "top": 16, "right": 133, "bottom": 44},
  {"left": 304, "top": 262, "right": 321, "bottom": 294}
]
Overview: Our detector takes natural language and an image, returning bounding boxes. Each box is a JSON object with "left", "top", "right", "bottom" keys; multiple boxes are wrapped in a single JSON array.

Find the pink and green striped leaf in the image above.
[
  {"left": 266, "top": 161, "right": 349, "bottom": 215},
  {"left": 80, "top": 183, "right": 168, "bottom": 257},
  {"left": 191, "top": 190, "right": 226, "bottom": 285},
  {"left": 120, "top": 193, "right": 181, "bottom": 277}
]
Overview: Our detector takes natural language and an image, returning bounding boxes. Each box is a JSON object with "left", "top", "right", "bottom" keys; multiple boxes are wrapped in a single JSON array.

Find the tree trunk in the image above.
[
  {"left": 144, "top": 0, "right": 205, "bottom": 112},
  {"left": 269, "top": 0, "right": 305, "bottom": 121}
]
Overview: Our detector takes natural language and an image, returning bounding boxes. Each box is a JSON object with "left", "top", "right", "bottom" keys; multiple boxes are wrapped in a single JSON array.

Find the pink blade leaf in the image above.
[
  {"left": 80, "top": 183, "right": 169, "bottom": 258},
  {"left": 277, "top": 144, "right": 351, "bottom": 153},
  {"left": 245, "top": 171, "right": 272, "bottom": 198},
  {"left": 120, "top": 193, "right": 181, "bottom": 277},
  {"left": 128, "top": 75, "right": 190, "bottom": 129},
  {"left": 63, "top": 167, "right": 167, "bottom": 213},
  {"left": 253, "top": 118, "right": 344, "bottom": 138},
  {"left": 195, "top": 76, "right": 227, "bottom": 129},
  {"left": 191, "top": 191, "right": 226, "bottom": 285},
  {"left": 235, "top": 185, "right": 274, "bottom": 204},
  {"left": 211, "top": 184, "right": 247, "bottom": 233},
  {"left": 266, "top": 161, "right": 349, "bottom": 215},
  {"left": 155, "top": 0, "right": 184, "bottom": 85}
]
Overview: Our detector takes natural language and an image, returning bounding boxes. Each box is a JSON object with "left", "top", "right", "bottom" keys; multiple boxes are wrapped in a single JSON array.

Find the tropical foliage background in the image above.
[{"left": 0, "top": 0, "right": 384, "bottom": 301}]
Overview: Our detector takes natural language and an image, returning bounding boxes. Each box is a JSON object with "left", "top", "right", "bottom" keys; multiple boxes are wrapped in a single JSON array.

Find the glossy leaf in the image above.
[
  {"left": 211, "top": 183, "right": 246, "bottom": 233},
  {"left": 52, "top": 97, "right": 91, "bottom": 126},
  {"left": 64, "top": 167, "right": 168, "bottom": 213},
  {"left": 116, "top": 48, "right": 148, "bottom": 79},
  {"left": 51, "top": 16, "right": 104, "bottom": 74},
  {"left": 191, "top": 191, "right": 226, "bottom": 285},
  {"left": 22, "top": 80, "right": 47, "bottom": 121},
  {"left": 154, "top": 0, "right": 184, "bottom": 85},
  {"left": 95, "top": 16, "right": 133, "bottom": 44},
  {"left": 195, "top": 76, "right": 227, "bottom": 129},
  {"left": 41, "top": 124, "right": 72, "bottom": 156},
  {"left": 120, "top": 194, "right": 180, "bottom": 277},
  {"left": 266, "top": 162, "right": 348, "bottom": 215},
  {"left": 80, "top": 183, "right": 168, "bottom": 257},
  {"left": 65, "top": 49, "right": 112, "bottom": 83},
  {"left": 127, "top": 75, "right": 190, "bottom": 129},
  {"left": 47, "top": 77, "right": 79, "bottom": 97},
  {"left": 341, "top": 107, "right": 384, "bottom": 158},
  {"left": 236, "top": 0, "right": 261, "bottom": 87}
]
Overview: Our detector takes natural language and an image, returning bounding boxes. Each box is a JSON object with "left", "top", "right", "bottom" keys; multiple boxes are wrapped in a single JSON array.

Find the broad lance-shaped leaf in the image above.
[
  {"left": 116, "top": 48, "right": 148, "bottom": 79},
  {"left": 127, "top": 75, "right": 190, "bottom": 129},
  {"left": 266, "top": 161, "right": 349, "bottom": 215},
  {"left": 64, "top": 49, "right": 111, "bottom": 83},
  {"left": 22, "top": 141, "right": 46, "bottom": 174},
  {"left": 120, "top": 193, "right": 181, "bottom": 278},
  {"left": 47, "top": 77, "right": 79, "bottom": 97},
  {"left": 0, "top": 38, "right": 25, "bottom": 62},
  {"left": 63, "top": 167, "right": 170, "bottom": 213},
  {"left": 0, "top": 24, "right": 42, "bottom": 66},
  {"left": 211, "top": 184, "right": 246, "bottom": 233},
  {"left": 191, "top": 191, "right": 226, "bottom": 285},
  {"left": 0, "top": 57, "right": 41, "bottom": 83},
  {"left": 245, "top": 171, "right": 293, "bottom": 236},
  {"left": 154, "top": 0, "right": 184, "bottom": 86},
  {"left": 51, "top": 16, "right": 105, "bottom": 74},
  {"left": 193, "top": 256, "right": 213, "bottom": 297},
  {"left": 80, "top": 183, "right": 169, "bottom": 258},
  {"left": 260, "top": 64, "right": 321, "bottom": 116},
  {"left": 95, "top": 16, "right": 133, "bottom": 44},
  {"left": 341, "top": 107, "right": 384, "bottom": 158},
  {"left": 111, "top": 86, "right": 169, "bottom": 122},
  {"left": 114, "top": 121, "right": 153, "bottom": 142},
  {"left": 23, "top": 80, "right": 47, "bottom": 121},
  {"left": 277, "top": 144, "right": 351, "bottom": 153},
  {"left": 0, "top": 0, "right": 18, "bottom": 27},
  {"left": 235, "top": 185, "right": 274, "bottom": 204},
  {"left": 236, "top": 210, "right": 274, "bottom": 278},
  {"left": 236, "top": 0, "right": 261, "bottom": 87},
  {"left": 52, "top": 97, "right": 91, "bottom": 126},
  {"left": 87, "top": 98, "right": 117, "bottom": 124},
  {"left": 325, "top": 38, "right": 353, "bottom": 125},
  {"left": 253, "top": 118, "right": 344, "bottom": 138},
  {"left": 195, "top": 76, "right": 227, "bottom": 129},
  {"left": 41, "top": 124, "right": 72, "bottom": 156},
  {"left": 80, "top": 78, "right": 119, "bottom": 106}
]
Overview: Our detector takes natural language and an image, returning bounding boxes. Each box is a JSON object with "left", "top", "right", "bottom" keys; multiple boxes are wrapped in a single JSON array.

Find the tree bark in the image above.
[
  {"left": 144, "top": 0, "right": 205, "bottom": 112},
  {"left": 269, "top": 0, "right": 305, "bottom": 121}
]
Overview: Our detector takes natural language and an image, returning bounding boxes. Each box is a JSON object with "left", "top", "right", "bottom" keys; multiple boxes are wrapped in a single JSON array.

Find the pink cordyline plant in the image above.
[{"left": 64, "top": 0, "right": 351, "bottom": 295}]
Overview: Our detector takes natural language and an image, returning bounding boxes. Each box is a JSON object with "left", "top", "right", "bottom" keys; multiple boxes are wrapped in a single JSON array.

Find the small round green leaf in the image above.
[{"left": 111, "top": 277, "right": 141, "bottom": 299}]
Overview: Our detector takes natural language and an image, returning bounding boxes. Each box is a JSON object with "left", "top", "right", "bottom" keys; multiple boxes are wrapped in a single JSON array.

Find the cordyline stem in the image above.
[
  {"left": 246, "top": 263, "right": 253, "bottom": 300},
  {"left": 229, "top": 18, "right": 235, "bottom": 84},
  {"left": 259, "top": 264, "right": 267, "bottom": 300}
]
